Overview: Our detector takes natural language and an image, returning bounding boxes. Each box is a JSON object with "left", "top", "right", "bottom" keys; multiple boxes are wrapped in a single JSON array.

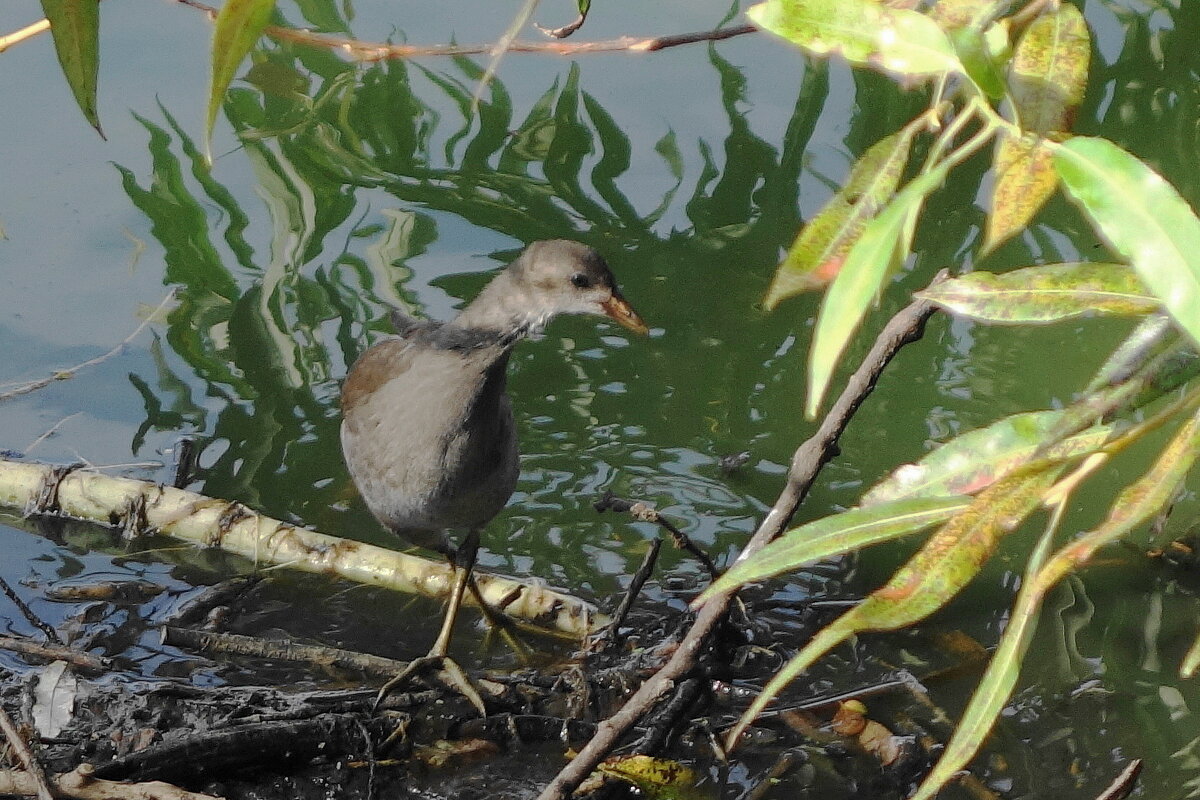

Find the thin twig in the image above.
[
  {"left": 0, "top": 635, "right": 110, "bottom": 672},
  {"left": 0, "top": 17, "right": 48, "bottom": 53},
  {"left": 0, "top": 289, "right": 177, "bottom": 403},
  {"left": 0, "top": 577, "right": 61, "bottom": 645},
  {"left": 24, "top": 414, "right": 83, "bottom": 456},
  {"left": 535, "top": 273, "right": 948, "bottom": 800},
  {"left": 598, "top": 537, "right": 663, "bottom": 646},
  {"left": 0, "top": 707, "right": 54, "bottom": 800},
  {"left": 161, "top": 626, "right": 414, "bottom": 678},
  {"left": 173, "top": 0, "right": 756, "bottom": 62},
  {"left": 595, "top": 492, "right": 720, "bottom": 578}
]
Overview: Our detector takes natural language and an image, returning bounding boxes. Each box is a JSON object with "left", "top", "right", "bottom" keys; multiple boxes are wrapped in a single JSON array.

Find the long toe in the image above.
[{"left": 374, "top": 654, "right": 487, "bottom": 717}]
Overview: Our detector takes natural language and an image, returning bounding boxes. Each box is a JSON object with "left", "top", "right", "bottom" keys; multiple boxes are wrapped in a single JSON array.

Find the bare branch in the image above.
[{"left": 535, "top": 272, "right": 948, "bottom": 800}]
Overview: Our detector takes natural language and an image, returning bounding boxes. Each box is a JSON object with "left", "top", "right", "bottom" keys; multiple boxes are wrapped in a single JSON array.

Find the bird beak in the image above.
[{"left": 601, "top": 291, "right": 649, "bottom": 335}]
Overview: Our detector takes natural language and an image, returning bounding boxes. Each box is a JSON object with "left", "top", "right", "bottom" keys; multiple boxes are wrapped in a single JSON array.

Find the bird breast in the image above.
[{"left": 341, "top": 339, "right": 520, "bottom": 540}]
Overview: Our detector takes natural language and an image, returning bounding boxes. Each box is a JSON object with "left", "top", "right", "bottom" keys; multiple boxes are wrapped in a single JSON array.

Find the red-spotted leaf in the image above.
[
  {"left": 1054, "top": 137, "right": 1200, "bottom": 350},
  {"left": 696, "top": 496, "right": 970, "bottom": 603},
  {"left": 765, "top": 130, "right": 915, "bottom": 307},
  {"left": 985, "top": 134, "right": 1056, "bottom": 252},
  {"left": 863, "top": 409, "right": 1111, "bottom": 505},
  {"left": 807, "top": 163, "right": 952, "bottom": 418},
  {"left": 928, "top": 0, "right": 1010, "bottom": 30},
  {"left": 910, "top": 510, "right": 1057, "bottom": 800},
  {"left": 746, "top": 0, "right": 962, "bottom": 79},
  {"left": 725, "top": 465, "right": 1062, "bottom": 751},
  {"left": 206, "top": 0, "right": 277, "bottom": 164},
  {"left": 40, "top": 0, "right": 102, "bottom": 136},
  {"left": 1009, "top": 3, "right": 1089, "bottom": 133},
  {"left": 984, "top": 4, "right": 1089, "bottom": 251},
  {"left": 916, "top": 262, "right": 1158, "bottom": 323}
]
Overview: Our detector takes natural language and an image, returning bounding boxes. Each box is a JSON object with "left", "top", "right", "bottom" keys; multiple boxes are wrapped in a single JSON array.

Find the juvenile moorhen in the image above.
[{"left": 340, "top": 240, "right": 646, "bottom": 706}]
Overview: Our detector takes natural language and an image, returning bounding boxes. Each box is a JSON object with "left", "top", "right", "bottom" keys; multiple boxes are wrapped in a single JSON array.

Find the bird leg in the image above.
[{"left": 375, "top": 529, "right": 487, "bottom": 715}]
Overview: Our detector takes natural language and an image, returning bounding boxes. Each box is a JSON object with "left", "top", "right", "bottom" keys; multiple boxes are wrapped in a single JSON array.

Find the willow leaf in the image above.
[
  {"left": 807, "top": 163, "right": 950, "bottom": 418},
  {"left": 747, "top": 0, "right": 962, "bottom": 78},
  {"left": 206, "top": 0, "right": 277, "bottom": 164},
  {"left": 916, "top": 262, "right": 1158, "bottom": 323},
  {"left": 863, "top": 409, "right": 1111, "bottom": 505},
  {"left": 695, "top": 496, "right": 970, "bottom": 603},
  {"left": 40, "top": 0, "right": 102, "bottom": 135},
  {"left": 910, "top": 514, "right": 1057, "bottom": 800},
  {"left": 726, "top": 466, "right": 1061, "bottom": 750},
  {"left": 1054, "top": 137, "right": 1200, "bottom": 350},
  {"left": 984, "top": 4, "right": 1089, "bottom": 251},
  {"left": 1009, "top": 3, "right": 1089, "bottom": 132},
  {"left": 765, "top": 129, "right": 915, "bottom": 307}
]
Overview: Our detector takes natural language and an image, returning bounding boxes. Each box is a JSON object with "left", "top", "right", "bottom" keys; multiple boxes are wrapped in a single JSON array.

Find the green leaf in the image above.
[
  {"left": 863, "top": 409, "right": 1112, "bottom": 505},
  {"left": 746, "top": 0, "right": 962, "bottom": 78},
  {"left": 206, "top": 0, "right": 277, "bottom": 165},
  {"left": 806, "top": 163, "right": 950, "bottom": 418},
  {"left": 915, "top": 262, "right": 1159, "bottom": 323},
  {"left": 910, "top": 510, "right": 1057, "bottom": 800},
  {"left": 1054, "top": 137, "right": 1200, "bottom": 350},
  {"left": 915, "top": 404, "right": 1200, "bottom": 796},
  {"left": 948, "top": 26, "right": 1005, "bottom": 99},
  {"left": 726, "top": 465, "right": 1062, "bottom": 751},
  {"left": 765, "top": 129, "right": 915, "bottom": 307},
  {"left": 696, "top": 497, "right": 970, "bottom": 602},
  {"left": 40, "top": 0, "right": 102, "bottom": 136}
]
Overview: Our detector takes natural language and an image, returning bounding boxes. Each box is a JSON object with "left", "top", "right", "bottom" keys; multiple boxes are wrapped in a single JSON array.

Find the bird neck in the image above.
[{"left": 451, "top": 273, "right": 550, "bottom": 343}]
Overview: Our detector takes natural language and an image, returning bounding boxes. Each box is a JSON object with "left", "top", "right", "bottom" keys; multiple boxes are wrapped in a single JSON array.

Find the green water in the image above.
[{"left": 2, "top": 1, "right": 1199, "bottom": 797}]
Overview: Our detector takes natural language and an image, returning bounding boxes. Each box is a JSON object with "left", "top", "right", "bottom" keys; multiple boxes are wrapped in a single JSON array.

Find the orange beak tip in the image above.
[{"left": 602, "top": 296, "right": 649, "bottom": 336}]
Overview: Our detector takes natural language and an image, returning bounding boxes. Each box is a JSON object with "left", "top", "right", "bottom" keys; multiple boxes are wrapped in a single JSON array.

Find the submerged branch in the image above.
[{"left": 0, "top": 457, "right": 605, "bottom": 637}]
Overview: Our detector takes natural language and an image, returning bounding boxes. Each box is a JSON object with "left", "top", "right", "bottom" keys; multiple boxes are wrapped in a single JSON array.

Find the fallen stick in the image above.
[
  {"left": 0, "top": 764, "right": 223, "bottom": 800},
  {"left": 160, "top": 626, "right": 413, "bottom": 678},
  {"left": 0, "top": 457, "right": 605, "bottom": 637}
]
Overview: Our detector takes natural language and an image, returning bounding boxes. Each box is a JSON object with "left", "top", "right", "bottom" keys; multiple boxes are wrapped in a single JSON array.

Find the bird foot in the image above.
[{"left": 374, "top": 654, "right": 487, "bottom": 717}]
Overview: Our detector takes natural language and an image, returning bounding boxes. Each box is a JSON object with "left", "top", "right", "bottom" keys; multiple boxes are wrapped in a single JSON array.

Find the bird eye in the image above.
[{"left": 570, "top": 273, "right": 591, "bottom": 289}]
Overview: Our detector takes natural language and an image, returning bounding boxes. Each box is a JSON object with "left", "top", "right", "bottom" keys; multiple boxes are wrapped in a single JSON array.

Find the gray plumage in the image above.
[{"left": 340, "top": 240, "right": 646, "bottom": 556}]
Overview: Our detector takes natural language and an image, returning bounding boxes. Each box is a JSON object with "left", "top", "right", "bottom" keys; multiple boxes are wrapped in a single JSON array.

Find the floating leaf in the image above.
[
  {"left": 863, "top": 409, "right": 1112, "bottom": 505},
  {"left": 726, "top": 465, "right": 1062, "bottom": 751},
  {"left": 32, "top": 661, "right": 77, "bottom": 739},
  {"left": 984, "top": 4, "right": 1089, "bottom": 251},
  {"left": 206, "top": 0, "right": 277, "bottom": 164},
  {"left": 595, "top": 755, "right": 705, "bottom": 800},
  {"left": 746, "top": 0, "right": 962, "bottom": 79},
  {"left": 696, "top": 496, "right": 970, "bottom": 602},
  {"left": 807, "top": 163, "right": 952, "bottom": 418},
  {"left": 916, "top": 262, "right": 1158, "bottom": 323},
  {"left": 1054, "top": 137, "right": 1200, "bottom": 350},
  {"left": 40, "top": 0, "right": 102, "bottom": 136},
  {"left": 765, "top": 129, "right": 915, "bottom": 307}
]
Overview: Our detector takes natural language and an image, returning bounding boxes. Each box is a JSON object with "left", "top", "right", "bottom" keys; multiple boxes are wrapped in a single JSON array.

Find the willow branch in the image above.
[
  {"left": 535, "top": 272, "right": 948, "bottom": 800},
  {"left": 173, "top": 0, "right": 755, "bottom": 62}
]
